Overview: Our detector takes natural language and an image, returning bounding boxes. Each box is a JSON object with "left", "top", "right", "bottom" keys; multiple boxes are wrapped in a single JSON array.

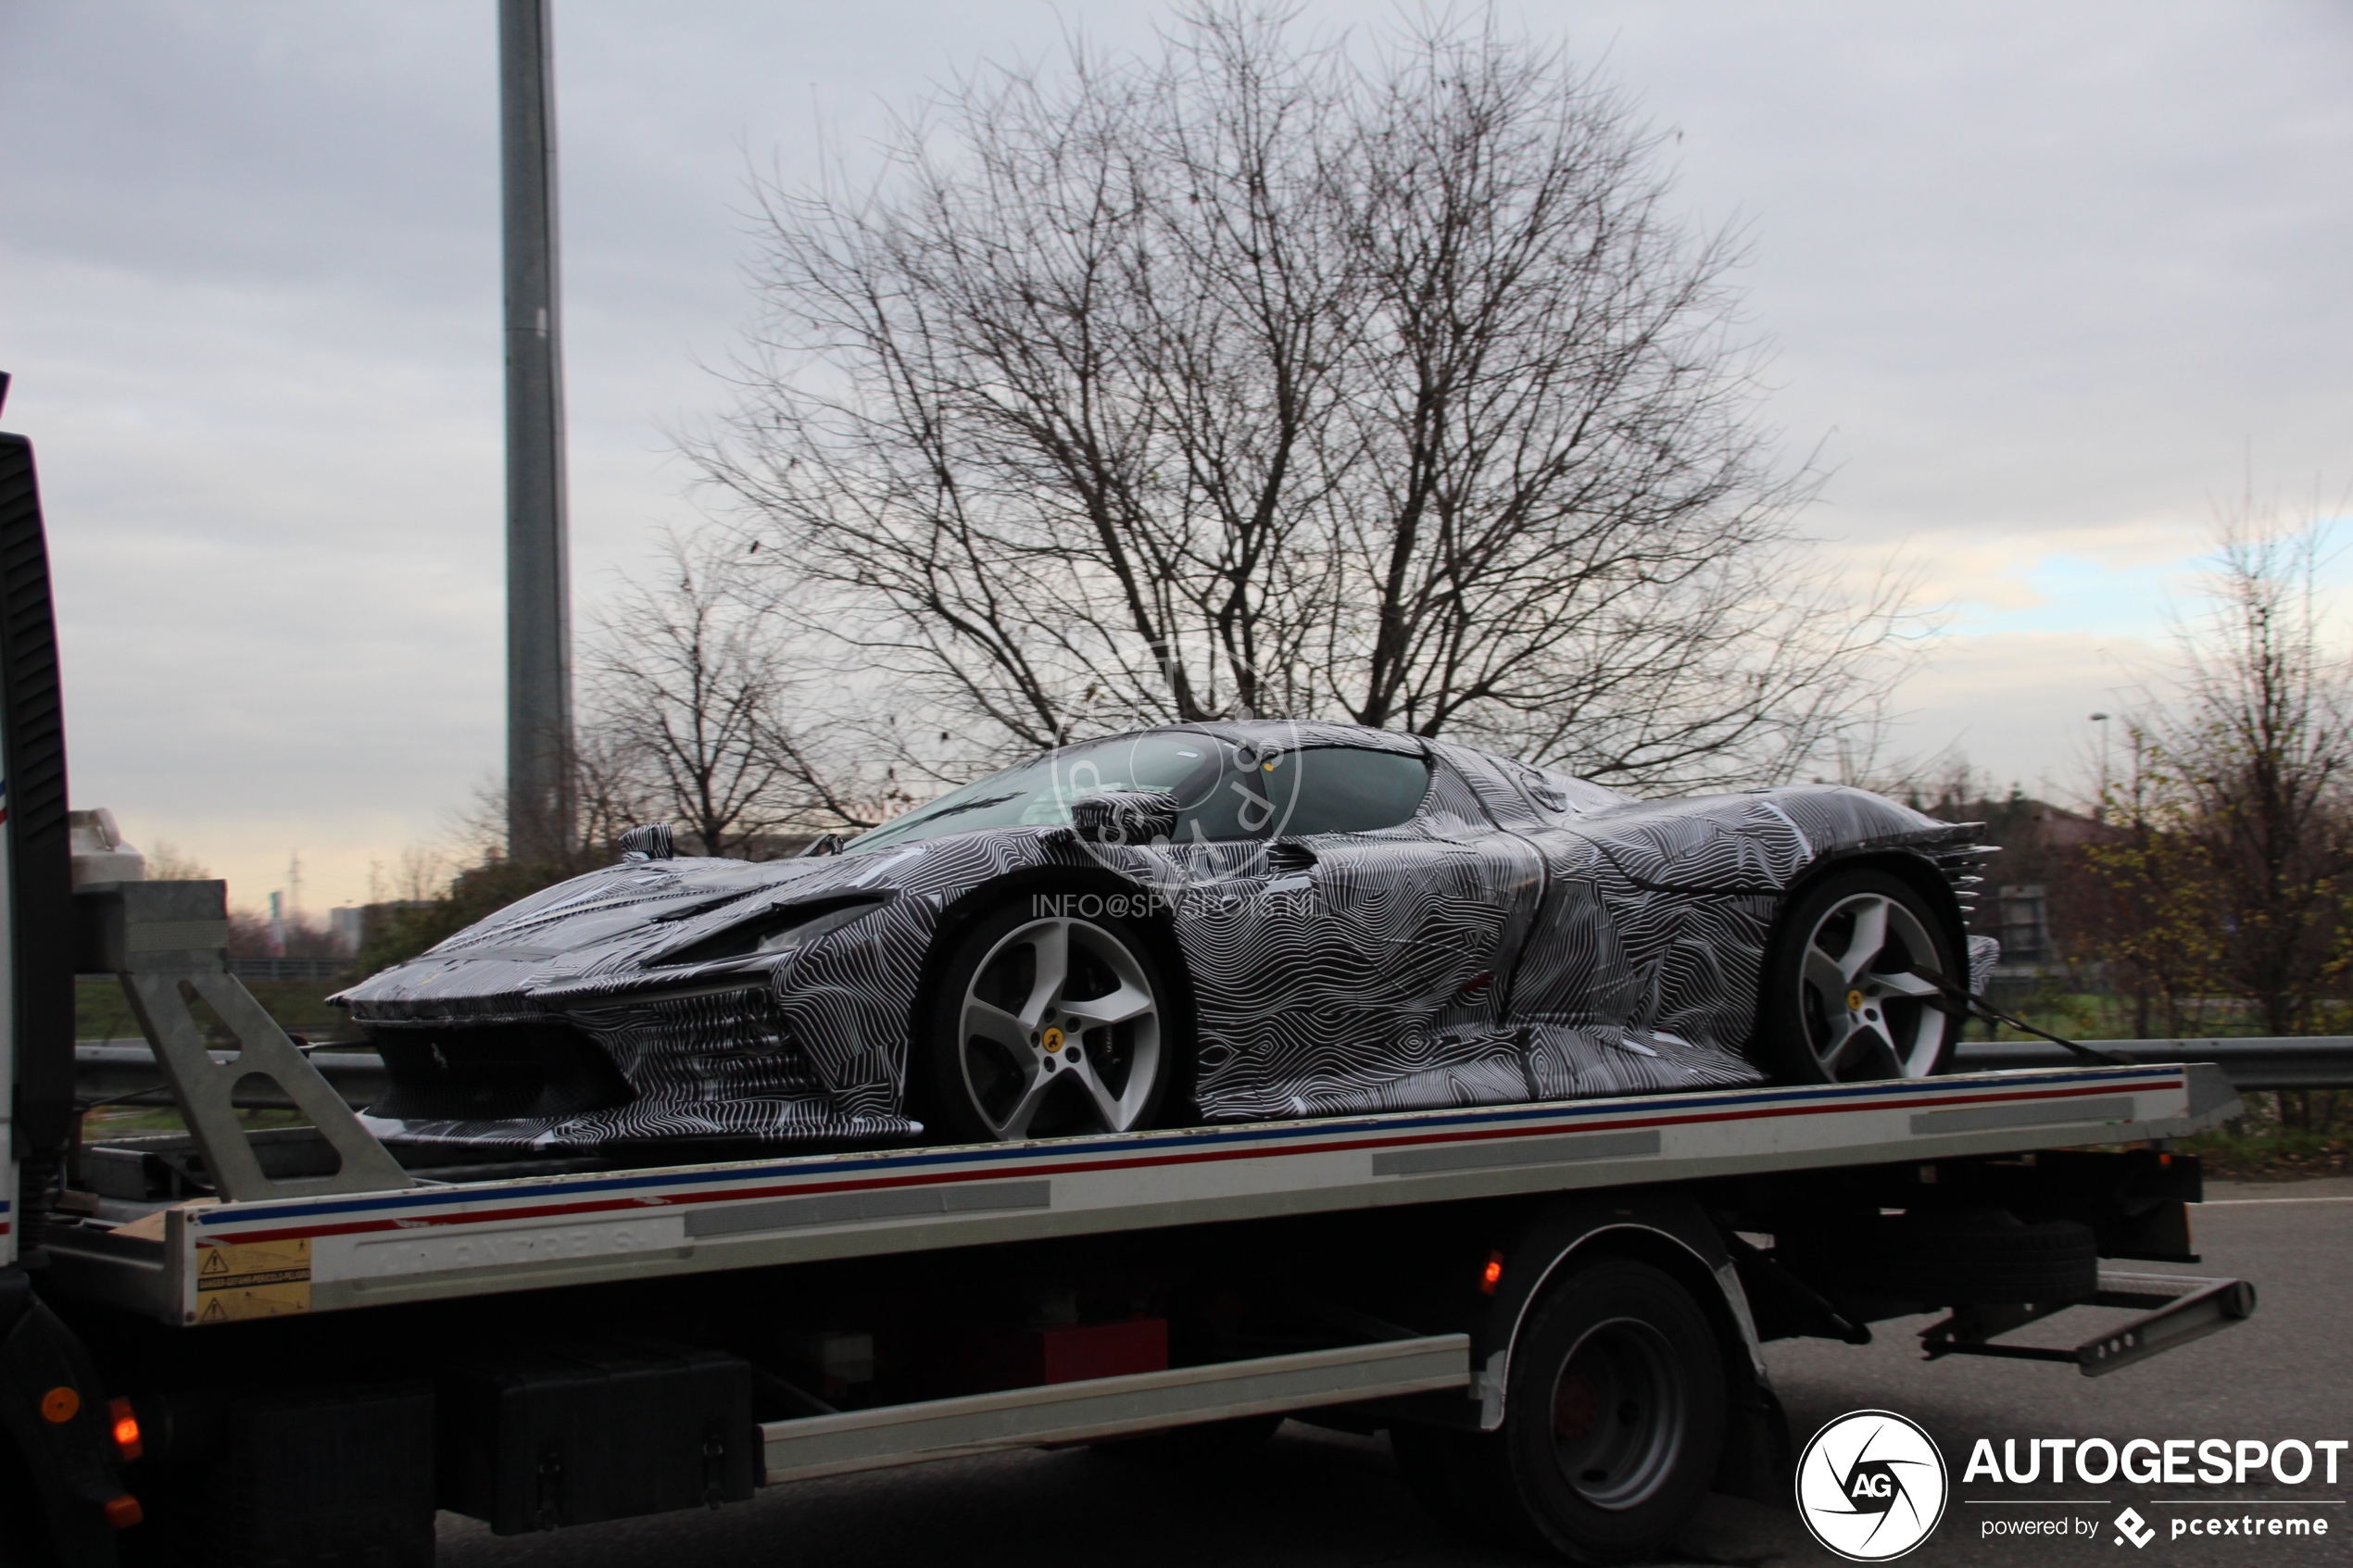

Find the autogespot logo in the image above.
[{"left": 1797, "top": 1411, "right": 1951, "bottom": 1562}]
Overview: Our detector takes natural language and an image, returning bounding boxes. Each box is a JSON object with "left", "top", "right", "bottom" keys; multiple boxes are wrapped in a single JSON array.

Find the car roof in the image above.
[{"left": 1083, "top": 719, "right": 1429, "bottom": 758}]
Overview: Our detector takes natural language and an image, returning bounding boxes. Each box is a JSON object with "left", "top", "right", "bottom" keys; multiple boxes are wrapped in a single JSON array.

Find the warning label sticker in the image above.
[{"left": 193, "top": 1236, "right": 311, "bottom": 1323}]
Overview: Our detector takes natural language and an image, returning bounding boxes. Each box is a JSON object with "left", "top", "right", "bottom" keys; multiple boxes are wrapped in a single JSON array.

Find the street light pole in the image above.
[
  {"left": 2090, "top": 711, "right": 2112, "bottom": 820},
  {"left": 500, "top": 0, "right": 575, "bottom": 863}
]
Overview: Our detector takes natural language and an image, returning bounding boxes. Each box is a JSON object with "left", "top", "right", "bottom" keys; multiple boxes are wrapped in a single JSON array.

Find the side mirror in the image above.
[
  {"left": 1069, "top": 789, "right": 1181, "bottom": 847},
  {"left": 617, "top": 823, "right": 676, "bottom": 861}
]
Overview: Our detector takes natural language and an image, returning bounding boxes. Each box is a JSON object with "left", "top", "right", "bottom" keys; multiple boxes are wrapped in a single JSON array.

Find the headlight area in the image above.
[
  {"left": 650, "top": 895, "right": 892, "bottom": 969},
  {"left": 364, "top": 1018, "right": 638, "bottom": 1123},
  {"left": 358, "top": 898, "right": 900, "bottom": 1149}
]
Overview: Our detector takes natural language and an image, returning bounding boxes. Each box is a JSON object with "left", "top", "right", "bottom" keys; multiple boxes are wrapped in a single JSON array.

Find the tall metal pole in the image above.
[{"left": 500, "top": 0, "right": 575, "bottom": 862}]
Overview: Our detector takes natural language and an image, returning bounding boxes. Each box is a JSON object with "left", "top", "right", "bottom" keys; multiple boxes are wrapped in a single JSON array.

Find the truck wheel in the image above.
[
  {"left": 918, "top": 900, "right": 1175, "bottom": 1142},
  {"left": 1780, "top": 1210, "right": 2099, "bottom": 1305},
  {"left": 1397, "top": 1259, "right": 1726, "bottom": 1562},
  {"left": 1759, "top": 869, "right": 1960, "bottom": 1083},
  {"left": 1503, "top": 1258, "right": 1727, "bottom": 1562}
]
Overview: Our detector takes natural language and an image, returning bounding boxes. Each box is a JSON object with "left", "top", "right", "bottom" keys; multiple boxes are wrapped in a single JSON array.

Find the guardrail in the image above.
[
  {"left": 75, "top": 1040, "right": 387, "bottom": 1110},
  {"left": 225, "top": 956, "right": 354, "bottom": 984},
  {"left": 73, "top": 1035, "right": 2353, "bottom": 1116},
  {"left": 1955, "top": 1037, "right": 2353, "bottom": 1091}
]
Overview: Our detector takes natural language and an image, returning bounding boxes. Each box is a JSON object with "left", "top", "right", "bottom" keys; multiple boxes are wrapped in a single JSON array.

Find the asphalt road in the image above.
[{"left": 436, "top": 1180, "right": 2353, "bottom": 1568}]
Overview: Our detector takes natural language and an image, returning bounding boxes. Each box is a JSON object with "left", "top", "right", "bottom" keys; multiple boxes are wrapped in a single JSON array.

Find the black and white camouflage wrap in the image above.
[{"left": 337, "top": 721, "right": 1993, "bottom": 1151}]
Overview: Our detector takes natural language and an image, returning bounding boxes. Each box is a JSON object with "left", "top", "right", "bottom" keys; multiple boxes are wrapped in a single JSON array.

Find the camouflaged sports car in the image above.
[{"left": 336, "top": 721, "right": 1997, "bottom": 1156}]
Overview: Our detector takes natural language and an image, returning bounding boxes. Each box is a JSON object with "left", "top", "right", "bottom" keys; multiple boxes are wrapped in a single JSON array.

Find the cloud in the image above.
[{"left": 2, "top": 0, "right": 2347, "bottom": 906}]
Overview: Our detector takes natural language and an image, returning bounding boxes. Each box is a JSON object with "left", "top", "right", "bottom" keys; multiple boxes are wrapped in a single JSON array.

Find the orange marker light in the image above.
[
  {"left": 104, "top": 1494, "right": 144, "bottom": 1530},
  {"left": 108, "top": 1398, "right": 143, "bottom": 1461},
  {"left": 1479, "top": 1252, "right": 1505, "bottom": 1295},
  {"left": 40, "top": 1386, "right": 80, "bottom": 1424}
]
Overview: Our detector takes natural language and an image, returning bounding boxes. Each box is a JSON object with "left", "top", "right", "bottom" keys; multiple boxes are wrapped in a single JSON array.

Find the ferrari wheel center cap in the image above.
[
  {"left": 1041, "top": 1026, "right": 1065, "bottom": 1053},
  {"left": 1845, "top": 989, "right": 1865, "bottom": 1013}
]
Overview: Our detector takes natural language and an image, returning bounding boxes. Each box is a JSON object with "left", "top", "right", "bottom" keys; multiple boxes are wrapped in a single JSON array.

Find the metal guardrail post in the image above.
[{"left": 74, "top": 1043, "right": 385, "bottom": 1110}]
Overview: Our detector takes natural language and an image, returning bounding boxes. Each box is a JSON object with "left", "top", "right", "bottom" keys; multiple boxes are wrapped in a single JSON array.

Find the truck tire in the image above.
[
  {"left": 917, "top": 898, "right": 1176, "bottom": 1143},
  {"left": 1396, "top": 1258, "right": 1726, "bottom": 1562},
  {"left": 1758, "top": 868, "right": 1963, "bottom": 1083},
  {"left": 1780, "top": 1210, "right": 2099, "bottom": 1305}
]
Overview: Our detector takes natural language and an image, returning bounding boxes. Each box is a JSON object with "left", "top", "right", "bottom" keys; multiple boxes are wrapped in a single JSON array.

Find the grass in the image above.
[
  {"left": 1970, "top": 990, "right": 2351, "bottom": 1179},
  {"left": 77, "top": 976, "right": 358, "bottom": 1139},
  {"left": 1977, "top": 986, "right": 2281, "bottom": 1045},
  {"left": 2174, "top": 1123, "right": 2350, "bottom": 1181},
  {"left": 76, "top": 976, "right": 356, "bottom": 1046},
  {"left": 80, "top": 1105, "right": 311, "bottom": 1137}
]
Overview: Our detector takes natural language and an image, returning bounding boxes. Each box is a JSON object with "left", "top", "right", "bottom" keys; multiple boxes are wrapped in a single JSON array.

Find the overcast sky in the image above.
[{"left": 3, "top": 1, "right": 2347, "bottom": 915}]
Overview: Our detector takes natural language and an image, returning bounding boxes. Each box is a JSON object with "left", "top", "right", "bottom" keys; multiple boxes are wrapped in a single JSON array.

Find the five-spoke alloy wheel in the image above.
[
  {"left": 921, "top": 901, "right": 1175, "bottom": 1143},
  {"left": 1760, "top": 868, "right": 1961, "bottom": 1083}
]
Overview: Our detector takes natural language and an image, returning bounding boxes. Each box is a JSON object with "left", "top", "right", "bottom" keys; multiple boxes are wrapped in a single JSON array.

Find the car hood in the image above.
[{"left": 333, "top": 835, "right": 983, "bottom": 1025}]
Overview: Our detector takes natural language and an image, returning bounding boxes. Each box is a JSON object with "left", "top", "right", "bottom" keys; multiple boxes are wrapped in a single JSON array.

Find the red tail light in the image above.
[{"left": 107, "top": 1397, "right": 142, "bottom": 1461}]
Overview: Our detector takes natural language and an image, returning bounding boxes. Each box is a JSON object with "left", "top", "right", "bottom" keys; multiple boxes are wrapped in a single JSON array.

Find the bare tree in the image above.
[
  {"left": 2070, "top": 486, "right": 2353, "bottom": 1070},
  {"left": 2082, "top": 724, "right": 2232, "bottom": 1041},
  {"left": 2139, "top": 504, "right": 2353, "bottom": 1037},
  {"left": 582, "top": 531, "right": 907, "bottom": 855},
  {"left": 144, "top": 841, "right": 214, "bottom": 881},
  {"left": 695, "top": 4, "right": 1914, "bottom": 789}
]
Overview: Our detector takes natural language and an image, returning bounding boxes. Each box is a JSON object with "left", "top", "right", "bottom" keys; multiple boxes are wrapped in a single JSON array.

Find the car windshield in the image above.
[{"left": 842, "top": 732, "right": 1225, "bottom": 854}]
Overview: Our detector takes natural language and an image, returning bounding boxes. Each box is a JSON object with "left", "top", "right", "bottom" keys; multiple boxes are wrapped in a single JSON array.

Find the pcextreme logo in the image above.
[{"left": 1797, "top": 1410, "right": 1952, "bottom": 1562}]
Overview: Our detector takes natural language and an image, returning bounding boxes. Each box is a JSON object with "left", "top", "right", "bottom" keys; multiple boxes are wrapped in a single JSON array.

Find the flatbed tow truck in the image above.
[{"left": 0, "top": 399, "right": 2256, "bottom": 1565}]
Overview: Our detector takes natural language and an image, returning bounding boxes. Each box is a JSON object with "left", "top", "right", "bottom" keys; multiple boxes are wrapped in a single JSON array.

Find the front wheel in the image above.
[
  {"left": 1758, "top": 869, "right": 1962, "bottom": 1084},
  {"left": 917, "top": 899, "right": 1176, "bottom": 1143}
]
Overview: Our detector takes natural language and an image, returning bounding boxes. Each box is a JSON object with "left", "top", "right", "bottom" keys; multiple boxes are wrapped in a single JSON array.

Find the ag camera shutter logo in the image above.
[{"left": 1796, "top": 1410, "right": 1950, "bottom": 1561}]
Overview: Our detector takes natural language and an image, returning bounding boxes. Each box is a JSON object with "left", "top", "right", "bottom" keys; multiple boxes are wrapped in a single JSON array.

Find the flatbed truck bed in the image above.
[
  {"left": 44, "top": 1060, "right": 2234, "bottom": 1326},
  {"left": 10, "top": 1050, "right": 2253, "bottom": 1566}
]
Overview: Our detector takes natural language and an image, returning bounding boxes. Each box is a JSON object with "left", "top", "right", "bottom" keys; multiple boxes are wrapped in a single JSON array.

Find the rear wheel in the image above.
[
  {"left": 1760, "top": 869, "right": 1961, "bottom": 1084},
  {"left": 1394, "top": 1258, "right": 1726, "bottom": 1562},
  {"left": 918, "top": 900, "right": 1176, "bottom": 1143}
]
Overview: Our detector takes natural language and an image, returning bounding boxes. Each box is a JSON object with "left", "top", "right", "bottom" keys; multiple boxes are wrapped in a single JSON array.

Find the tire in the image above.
[
  {"left": 917, "top": 897, "right": 1176, "bottom": 1143},
  {"left": 1398, "top": 1259, "right": 1727, "bottom": 1563},
  {"left": 1759, "top": 868, "right": 1962, "bottom": 1084},
  {"left": 1780, "top": 1210, "right": 2099, "bottom": 1305}
]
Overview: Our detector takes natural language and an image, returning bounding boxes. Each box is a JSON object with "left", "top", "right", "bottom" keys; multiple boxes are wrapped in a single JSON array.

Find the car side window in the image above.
[
  {"left": 1262, "top": 746, "right": 1431, "bottom": 835},
  {"left": 1171, "top": 746, "right": 1277, "bottom": 842}
]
